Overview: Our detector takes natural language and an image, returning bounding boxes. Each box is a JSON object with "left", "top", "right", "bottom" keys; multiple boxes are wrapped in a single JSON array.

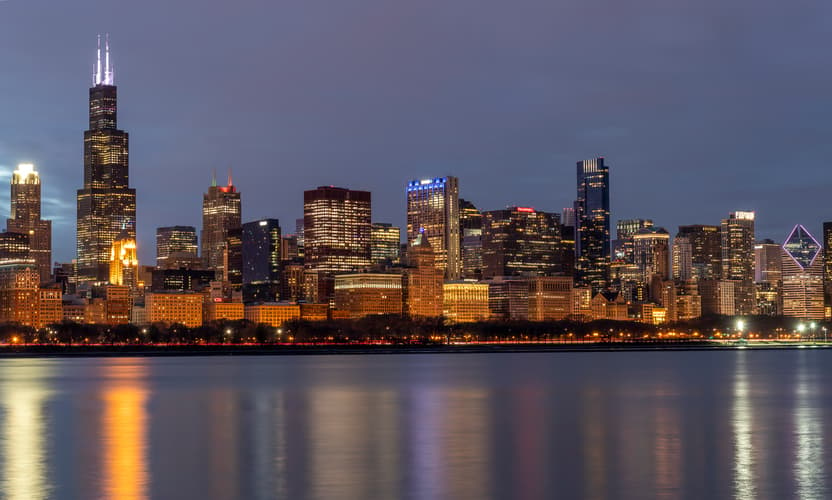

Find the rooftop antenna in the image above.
[
  {"left": 104, "top": 33, "right": 113, "bottom": 85},
  {"left": 227, "top": 167, "right": 233, "bottom": 187},
  {"left": 211, "top": 168, "right": 217, "bottom": 187},
  {"left": 95, "top": 34, "right": 102, "bottom": 85}
]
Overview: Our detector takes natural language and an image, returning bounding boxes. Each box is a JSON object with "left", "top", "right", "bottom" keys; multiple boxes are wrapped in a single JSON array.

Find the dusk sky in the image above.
[{"left": 1, "top": 0, "right": 831, "bottom": 264}]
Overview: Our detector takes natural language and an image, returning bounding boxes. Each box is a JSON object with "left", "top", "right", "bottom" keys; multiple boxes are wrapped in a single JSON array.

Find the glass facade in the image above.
[
  {"left": 575, "top": 158, "right": 610, "bottom": 292},
  {"left": 303, "top": 186, "right": 372, "bottom": 274},
  {"left": 406, "top": 177, "right": 460, "bottom": 279}
]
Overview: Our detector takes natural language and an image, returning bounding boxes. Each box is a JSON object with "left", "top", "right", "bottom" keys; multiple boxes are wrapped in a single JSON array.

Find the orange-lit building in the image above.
[
  {"left": 109, "top": 230, "right": 139, "bottom": 288},
  {"left": 204, "top": 301, "right": 244, "bottom": 323},
  {"left": 36, "top": 286, "right": 62, "bottom": 328},
  {"left": 591, "top": 291, "right": 629, "bottom": 321},
  {"left": 528, "top": 276, "right": 573, "bottom": 321},
  {"left": 334, "top": 273, "right": 403, "bottom": 319},
  {"left": 443, "top": 281, "right": 489, "bottom": 324},
  {"left": 0, "top": 263, "right": 40, "bottom": 326},
  {"left": 244, "top": 303, "right": 301, "bottom": 326},
  {"left": 146, "top": 292, "right": 204, "bottom": 328},
  {"left": 405, "top": 234, "right": 443, "bottom": 318},
  {"left": 300, "top": 303, "right": 329, "bottom": 322}
]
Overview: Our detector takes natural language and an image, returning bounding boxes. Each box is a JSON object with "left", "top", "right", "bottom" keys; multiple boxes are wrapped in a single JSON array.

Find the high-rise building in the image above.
[
  {"left": 824, "top": 222, "right": 832, "bottom": 317},
  {"left": 721, "top": 211, "right": 756, "bottom": 314},
  {"left": 225, "top": 227, "right": 243, "bottom": 292},
  {"left": 156, "top": 226, "right": 198, "bottom": 269},
  {"left": 632, "top": 227, "right": 670, "bottom": 283},
  {"left": 481, "top": 207, "right": 562, "bottom": 278},
  {"left": 201, "top": 173, "right": 241, "bottom": 281},
  {"left": 405, "top": 233, "right": 443, "bottom": 318},
  {"left": 76, "top": 36, "right": 136, "bottom": 284},
  {"left": 304, "top": 186, "right": 371, "bottom": 273},
  {"left": 615, "top": 219, "right": 653, "bottom": 263},
  {"left": 754, "top": 239, "right": 782, "bottom": 284},
  {"left": 0, "top": 232, "right": 33, "bottom": 263},
  {"left": 242, "top": 219, "right": 281, "bottom": 303},
  {"left": 7, "top": 163, "right": 51, "bottom": 282},
  {"left": 676, "top": 225, "right": 722, "bottom": 281},
  {"left": 406, "top": 177, "right": 461, "bottom": 279},
  {"left": 109, "top": 229, "right": 138, "bottom": 289},
  {"left": 575, "top": 157, "right": 610, "bottom": 292},
  {"left": 459, "top": 199, "right": 483, "bottom": 279},
  {"left": 672, "top": 236, "right": 692, "bottom": 281},
  {"left": 370, "top": 223, "right": 401, "bottom": 265},
  {"left": 781, "top": 225, "right": 824, "bottom": 320}
]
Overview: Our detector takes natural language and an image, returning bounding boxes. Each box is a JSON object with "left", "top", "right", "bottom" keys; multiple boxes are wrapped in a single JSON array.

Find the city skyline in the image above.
[{"left": 2, "top": 1, "right": 832, "bottom": 264}]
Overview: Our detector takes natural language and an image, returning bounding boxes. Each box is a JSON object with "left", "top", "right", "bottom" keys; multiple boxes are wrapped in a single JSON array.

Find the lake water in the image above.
[{"left": 0, "top": 349, "right": 830, "bottom": 499}]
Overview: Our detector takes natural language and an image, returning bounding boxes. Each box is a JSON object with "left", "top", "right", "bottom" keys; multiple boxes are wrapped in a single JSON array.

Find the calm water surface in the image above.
[{"left": 0, "top": 350, "right": 830, "bottom": 499}]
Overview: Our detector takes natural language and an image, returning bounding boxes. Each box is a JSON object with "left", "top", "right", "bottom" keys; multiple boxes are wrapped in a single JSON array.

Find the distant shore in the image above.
[{"left": 0, "top": 340, "right": 829, "bottom": 358}]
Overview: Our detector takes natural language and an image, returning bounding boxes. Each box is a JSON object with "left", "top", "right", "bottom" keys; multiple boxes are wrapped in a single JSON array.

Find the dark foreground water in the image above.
[{"left": 0, "top": 350, "right": 830, "bottom": 499}]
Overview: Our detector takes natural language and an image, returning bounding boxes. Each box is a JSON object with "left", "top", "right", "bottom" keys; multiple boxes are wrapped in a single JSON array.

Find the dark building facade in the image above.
[
  {"left": 303, "top": 186, "right": 371, "bottom": 274},
  {"left": 481, "top": 207, "right": 562, "bottom": 278},
  {"left": 825, "top": 222, "right": 832, "bottom": 317},
  {"left": 242, "top": 219, "right": 281, "bottom": 303},
  {"left": 77, "top": 36, "right": 136, "bottom": 284},
  {"left": 575, "top": 157, "right": 610, "bottom": 292},
  {"left": 677, "top": 225, "right": 722, "bottom": 281}
]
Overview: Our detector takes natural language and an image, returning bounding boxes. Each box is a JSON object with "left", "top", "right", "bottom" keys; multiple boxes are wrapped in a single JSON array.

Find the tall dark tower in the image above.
[
  {"left": 76, "top": 35, "right": 136, "bottom": 284},
  {"left": 575, "top": 157, "right": 610, "bottom": 292}
]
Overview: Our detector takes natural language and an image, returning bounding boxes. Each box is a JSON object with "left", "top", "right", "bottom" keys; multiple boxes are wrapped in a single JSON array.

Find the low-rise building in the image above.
[
  {"left": 443, "top": 281, "right": 490, "bottom": 324},
  {"left": 244, "top": 303, "right": 301, "bottom": 326},
  {"left": 334, "top": 273, "right": 403, "bottom": 319},
  {"left": 146, "top": 292, "right": 204, "bottom": 328}
]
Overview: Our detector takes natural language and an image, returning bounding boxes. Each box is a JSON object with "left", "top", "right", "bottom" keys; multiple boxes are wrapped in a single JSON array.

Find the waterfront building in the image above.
[
  {"left": 442, "top": 281, "right": 490, "bottom": 324},
  {"left": 482, "top": 276, "right": 529, "bottom": 321},
  {"left": 244, "top": 303, "right": 301, "bottom": 327},
  {"left": 575, "top": 157, "right": 610, "bottom": 292},
  {"left": 145, "top": 292, "right": 204, "bottom": 327},
  {"left": 7, "top": 163, "right": 51, "bottom": 282},
  {"left": 334, "top": 273, "right": 403, "bottom": 318},
  {"left": 781, "top": 225, "right": 824, "bottom": 320},
  {"left": 0, "top": 263, "right": 40, "bottom": 326},
  {"left": 77, "top": 36, "right": 136, "bottom": 285},
  {"left": 204, "top": 301, "right": 245, "bottom": 323},
  {"left": 527, "top": 276, "right": 574, "bottom": 321},
  {"left": 406, "top": 177, "right": 461, "bottom": 279},
  {"left": 591, "top": 291, "right": 628, "bottom": 321}
]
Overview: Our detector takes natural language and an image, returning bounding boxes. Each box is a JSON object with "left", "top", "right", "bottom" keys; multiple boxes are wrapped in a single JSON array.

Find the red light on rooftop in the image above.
[{"left": 516, "top": 207, "right": 535, "bottom": 213}]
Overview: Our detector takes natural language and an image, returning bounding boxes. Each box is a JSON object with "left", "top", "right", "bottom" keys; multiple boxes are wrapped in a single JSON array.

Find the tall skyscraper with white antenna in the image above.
[{"left": 77, "top": 35, "right": 136, "bottom": 284}]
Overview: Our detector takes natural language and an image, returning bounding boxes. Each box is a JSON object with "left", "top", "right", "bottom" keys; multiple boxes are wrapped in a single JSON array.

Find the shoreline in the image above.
[{"left": 0, "top": 341, "right": 829, "bottom": 358}]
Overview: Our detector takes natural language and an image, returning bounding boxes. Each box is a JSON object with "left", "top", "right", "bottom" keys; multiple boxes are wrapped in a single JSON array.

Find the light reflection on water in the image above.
[{"left": 0, "top": 351, "right": 828, "bottom": 499}]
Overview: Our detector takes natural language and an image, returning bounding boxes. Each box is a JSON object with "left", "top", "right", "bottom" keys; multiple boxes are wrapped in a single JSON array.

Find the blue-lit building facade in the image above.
[
  {"left": 242, "top": 218, "right": 281, "bottom": 303},
  {"left": 575, "top": 157, "right": 610, "bottom": 292},
  {"left": 406, "top": 176, "right": 461, "bottom": 280}
]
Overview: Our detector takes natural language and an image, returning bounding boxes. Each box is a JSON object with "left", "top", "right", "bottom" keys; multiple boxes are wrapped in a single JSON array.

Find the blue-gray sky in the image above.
[{"left": 1, "top": 0, "right": 832, "bottom": 264}]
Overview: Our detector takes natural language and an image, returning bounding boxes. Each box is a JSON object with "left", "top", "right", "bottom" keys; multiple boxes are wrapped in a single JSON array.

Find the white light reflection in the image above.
[
  {"left": 732, "top": 352, "right": 756, "bottom": 499},
  {"left": 794, "top": 354, "right": 827, "bottom": 498},
  {"left": 1, "top": 361, "right": 53, "bottom": 500}
]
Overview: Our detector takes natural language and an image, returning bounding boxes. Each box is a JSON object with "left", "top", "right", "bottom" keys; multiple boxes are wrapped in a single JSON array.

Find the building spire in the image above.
[
  {"left": 93, "top": 33, "right": 114, "bottom": 86},
  {"left": 227, "top": 167, "right": 233, "bottom": 187},
  {"left": 211, "top": 168, "right": 217, "bottom": 187}
]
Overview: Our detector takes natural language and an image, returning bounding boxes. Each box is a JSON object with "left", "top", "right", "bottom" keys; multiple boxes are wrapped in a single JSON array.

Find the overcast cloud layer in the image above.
[{"left": 1, "top": 0, "right": 831, "bottom": 263}]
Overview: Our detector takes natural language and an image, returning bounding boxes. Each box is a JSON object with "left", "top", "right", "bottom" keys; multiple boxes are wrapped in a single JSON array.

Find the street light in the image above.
[{"left": 798, "top": 323, "right": 806, "bottom": 339}]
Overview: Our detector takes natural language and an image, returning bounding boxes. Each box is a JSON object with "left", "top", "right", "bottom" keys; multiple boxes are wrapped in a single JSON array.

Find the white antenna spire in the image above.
[
  {"left": 104, "top": 33, "right": 113, "bottom": 85},
  {"left": 95, "top": 34, "right": 102, "bottom": 85}
]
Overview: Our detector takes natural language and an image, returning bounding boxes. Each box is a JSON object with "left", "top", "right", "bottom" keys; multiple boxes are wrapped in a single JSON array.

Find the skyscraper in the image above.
[
  {"left": 405, "top": 233, "right": 443, "bottom": 318},
  {"left": 406, "top": 177, "right": 460, "bottom": 279},
  {"left": 575, "top": 157, "right": 610, "bottom": 292},
  {"left": 823, "top": 222, "right": 832, "bottom": 317},
  {"left": 481, "top": 207, "right": 562, "bottom": 278},
  {"left": 370, "top": 223, "right": 401, "bottom": 265},
  {"left": 77, "top": 36, "right": 136, "bottom": 284},
  {"left": 632, "top": 227, "right": 670, "bottom": 283},
  {"left": 156, "top": 226, "right": 198, "bottom": 269},
  {"left": 242, "top": 219, "right": 281, "bottom": 303},
  {"left": 201, "top": 173, "right": 241, "bottom": 281},
  {"left": 781, "top": 225, "right": 823, "bottom": 320},
  {"left": 459, "top": 199, "right": 483, "bottom": 279},
  {"left": 304, "top": 186, "right": 371, "bottom": 273},
  {"left": 615, "top": 219, "right": 653, "bottom": 263},
  {"left": 676, "top": 225, "right": 722, "bottom": 281},
  {"left": 7, "top": 163, "right": 51, "bottom": 282},
  {"left": 721, "top": 211, "right": 756, "bottom": 314}
]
